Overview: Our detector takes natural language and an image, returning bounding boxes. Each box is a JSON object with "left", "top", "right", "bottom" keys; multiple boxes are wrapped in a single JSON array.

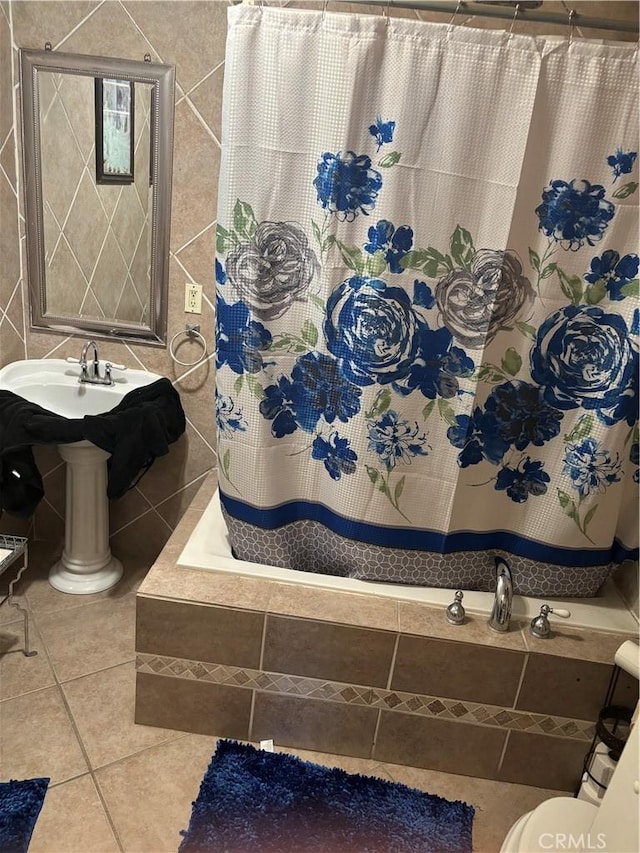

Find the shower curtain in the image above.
[{"left": 214, "top": 4, "right": 639, "bottom": 597}]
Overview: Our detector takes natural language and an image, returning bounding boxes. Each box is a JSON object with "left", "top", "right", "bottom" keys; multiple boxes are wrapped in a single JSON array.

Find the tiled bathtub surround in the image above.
[{"left": 136, "top": 491, "right": 639, "bottom": 792}]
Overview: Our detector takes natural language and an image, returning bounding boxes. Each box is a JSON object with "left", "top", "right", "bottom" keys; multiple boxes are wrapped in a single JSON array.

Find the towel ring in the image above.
[{"left": 169, "top": 324, "right": 207, "bottom": 366}]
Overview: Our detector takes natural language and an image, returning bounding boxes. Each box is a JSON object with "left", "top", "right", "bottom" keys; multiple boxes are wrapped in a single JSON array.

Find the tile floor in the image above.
[{"left": 1, "top": 543, "right": 560, "bottom": 853}]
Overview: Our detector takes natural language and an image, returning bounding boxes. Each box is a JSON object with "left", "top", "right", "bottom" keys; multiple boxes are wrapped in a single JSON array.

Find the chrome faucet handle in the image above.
[
  {"left": 103, "top": 362, "right": 127, "bottom": 383},
  {"left": 446, "top": 590, "right": 466, "bottom": 625},
  {"left": 530, "top": 604, "right": 571, "bottom": 639}
]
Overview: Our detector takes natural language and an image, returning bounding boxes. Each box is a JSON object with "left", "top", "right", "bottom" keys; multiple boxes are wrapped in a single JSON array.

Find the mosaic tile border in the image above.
[{"left": 136, "top": 653, "right": 595, "bottom": 742}]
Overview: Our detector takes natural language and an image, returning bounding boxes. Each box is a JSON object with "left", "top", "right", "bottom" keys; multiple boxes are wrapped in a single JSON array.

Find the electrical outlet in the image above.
[{"left": 185, "top": 282, "right": 202, "bottom": 314}]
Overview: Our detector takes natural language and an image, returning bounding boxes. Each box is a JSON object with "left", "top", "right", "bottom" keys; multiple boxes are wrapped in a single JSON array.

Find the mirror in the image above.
[{"left": 20, "top": 49, "right": 175, "bottom": 345}]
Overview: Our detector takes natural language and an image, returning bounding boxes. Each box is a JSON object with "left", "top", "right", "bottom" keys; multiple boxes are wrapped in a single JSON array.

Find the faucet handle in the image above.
[
  {"left": 104, "top": 362, "right": 126, "bottom": 372},
  {"left": 530, "top": 604, "right": 571, "bottom": 639},
  {"left": 446, "top": 590, "right": 466, "bottom": 625},
  {"left": 66, "top": 356, "right": 82, "bottom": 364}
]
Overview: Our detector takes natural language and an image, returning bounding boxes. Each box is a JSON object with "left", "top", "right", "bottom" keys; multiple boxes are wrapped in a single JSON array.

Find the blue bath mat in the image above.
[
  {"left": 179, "top": 740, "right": 474, "bottom": 852},
  {"left": 0, "top": 777, "right": 49, "bottom": 853}
]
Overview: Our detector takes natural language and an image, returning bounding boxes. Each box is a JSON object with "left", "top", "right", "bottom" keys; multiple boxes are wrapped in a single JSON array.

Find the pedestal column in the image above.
[{"left": 48, "top": 441, "right": 123, "bottom": 594}]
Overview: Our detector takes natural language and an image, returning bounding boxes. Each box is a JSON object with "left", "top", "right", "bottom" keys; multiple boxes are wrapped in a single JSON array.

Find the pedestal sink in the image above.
[{"left": 0, "top": 358, "right": 161, "bottom": 594}]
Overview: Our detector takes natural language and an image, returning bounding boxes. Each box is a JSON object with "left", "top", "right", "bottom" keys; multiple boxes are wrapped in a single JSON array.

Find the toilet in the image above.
[{"left": 501, "top": 641, "right": 639, "bottom": 853}]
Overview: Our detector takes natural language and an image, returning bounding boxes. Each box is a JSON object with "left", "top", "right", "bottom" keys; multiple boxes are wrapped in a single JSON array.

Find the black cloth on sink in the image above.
[{"left": 0, "top": 378, "right": 186, "bottom": 517}]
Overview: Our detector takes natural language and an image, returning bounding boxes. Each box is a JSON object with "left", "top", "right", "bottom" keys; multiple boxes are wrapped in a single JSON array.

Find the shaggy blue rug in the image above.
[
  {"left": 179, "top": 741, "right": 474, "bottom": 852},
  {"left": 0, "top": 778, "right": 49, "bottom": 853}
]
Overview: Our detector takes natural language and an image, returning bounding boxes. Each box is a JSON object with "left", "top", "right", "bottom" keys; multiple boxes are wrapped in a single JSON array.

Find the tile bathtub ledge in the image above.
[{"left": 138, "top": 471, "right": 636, "bottom": 661}]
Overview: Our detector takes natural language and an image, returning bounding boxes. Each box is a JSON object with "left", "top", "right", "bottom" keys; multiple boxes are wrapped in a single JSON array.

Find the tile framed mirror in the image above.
[{"left": 20, "top": 48, "right": 175, "bottom": 345}]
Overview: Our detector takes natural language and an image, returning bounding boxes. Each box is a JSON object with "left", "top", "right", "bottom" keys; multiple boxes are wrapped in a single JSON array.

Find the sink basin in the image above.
[
  {"left": 0, "top": 358, "right": 163, "bottom": 595},
  {"left": 0, "top": 358, "right": 161, "bottom": 418}
]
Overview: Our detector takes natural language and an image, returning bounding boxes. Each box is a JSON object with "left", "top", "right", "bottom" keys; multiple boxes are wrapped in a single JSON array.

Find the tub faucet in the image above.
[{"left": 488, "top": 556, "right": 513, "bottom": 633}]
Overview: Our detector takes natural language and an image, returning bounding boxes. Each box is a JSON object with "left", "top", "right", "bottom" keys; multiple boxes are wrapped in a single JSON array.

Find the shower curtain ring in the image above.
[
  {"left": 321, "top": 0, "right": 329, "bottom": 21},
  {"left": 508, "top": 3, "right": 522, "bottom": 36},
  {"left": 383, "top": 0, "right": 392, "bottom": 25},
  {"left": 567, "top": 8, "right": 576, "bottom": 45},
  {"left": 447, "top": 1, "right": 464, "bottom": 33}
]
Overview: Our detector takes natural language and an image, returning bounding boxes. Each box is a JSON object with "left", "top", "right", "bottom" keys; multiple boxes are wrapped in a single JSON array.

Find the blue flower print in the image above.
[
  {"left": 413, "top": 280, "right": 436, "bottom": 309},
  {"left": 215, "top": 258, "right": 227, "bottom": 285},
  {"left": 368, "top": 116, "right": 396, "bottom": 151},
  {"left": 367, "top": 411, "right": 429, "bottom": 469},
  {"left": 259, "top": 352, "right": 361, "bottom": 438},
  {"left": 312, "top": 433, "right": 357, "bottom": 481},
  {"left": 259, "top": 382, "right": 299, "bottom": 438},
  {"left": 364, "top": 220, "right": 414, "bottom": 274},
  {"left": 495, "top": 458, "right": 550, "bottom": 503},
  {"left": 447, "top": 408, "right": 509, "bottom": 468},
  {"left": 216, "top": 294, "right": 271, "bottom": 375},
  {"left": 289, "top": 352, "right": 362, "bottom": 430},
  {"left": 630, "top": 442, "right": 639, "bottom": 484},
  {"left": 215, "top": 391, "right": 247, "bottom": 437},
  {"left": 607, "top": 149, "right": 637, "bottom": 183},
  {"left": 325, "top": 276, "right": 420, "bottom": 386},
  {"left": 530, "top": 305, "right": 638, "bottom": 427},
  {"left": 563, "top": 437, "right": 622, "bottom": 498},
  {"left": 584, "top": 250, "right": 639, "bottom": 301},
  {"left": 632, "top": 309, "right": 640, "bottom": 337},
  {"left": 535, "top": 179, "right": 615, "bottom": 251},
  {"left": 393, "top": 325, "right": 475, "bottom": 401},
  {"left": 314, "top": 152, "right": 383, "bottom": 222},
  {"left": 485, "top": 381, "right": 564, "bottom": 451}
]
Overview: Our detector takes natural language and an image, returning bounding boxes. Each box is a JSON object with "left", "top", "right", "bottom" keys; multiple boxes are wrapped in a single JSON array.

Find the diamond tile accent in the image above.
[
  {"left": 340, "top": 687, "right": 358, "bottom": 702},
  {"left": 134, "top": 654, "right": 593, "bottom": 742},
  {"left": 472, "top": 707, "right": 491, "bottom": 722}
]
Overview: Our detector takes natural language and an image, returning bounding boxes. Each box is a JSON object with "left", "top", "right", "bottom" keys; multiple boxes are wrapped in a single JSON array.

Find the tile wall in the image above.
[{"left": 1, "top": 1, "right": 637, "bottom": 612}]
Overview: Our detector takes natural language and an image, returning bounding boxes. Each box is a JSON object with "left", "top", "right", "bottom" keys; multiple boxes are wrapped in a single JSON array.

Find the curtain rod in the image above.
[{"left": 342, "top": 0, "right": 637, "bottom": 34}]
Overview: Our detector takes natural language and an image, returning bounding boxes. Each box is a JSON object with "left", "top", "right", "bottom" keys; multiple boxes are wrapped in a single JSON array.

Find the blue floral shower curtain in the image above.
[{"left": 215, "top": 4, "right": 638, "bottom": 597}]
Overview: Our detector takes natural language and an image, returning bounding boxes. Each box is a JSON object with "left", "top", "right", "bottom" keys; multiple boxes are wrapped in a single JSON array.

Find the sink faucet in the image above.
[
  {"left": 79, "top": 340, "right": 100, "bottom": 383},
  {"left": 77, "top": 340, "right": 119, "bottom": 386},
  {"left": 488, "top": 556, "right": 513, "bottom": 632}
]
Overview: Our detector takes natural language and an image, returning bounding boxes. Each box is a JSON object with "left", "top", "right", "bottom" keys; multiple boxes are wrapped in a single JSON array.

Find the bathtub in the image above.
[{"left": 178, "top": 488, "right": 638, "bottom": 636}]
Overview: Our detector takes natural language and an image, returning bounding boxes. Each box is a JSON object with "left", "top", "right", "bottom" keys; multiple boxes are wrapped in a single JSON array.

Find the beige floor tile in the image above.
[
  {"left": 0, "top": 593, "right": 29, "bottom": 626},
  {"left": 37, "top": 594, "right": 136, "bottom": 682},
  {"left": 0, "top": 619, "right": 55, "bottom": 699},
  {"left": 22, "top": 543, "right": 151, "bottom": 617},
  {"left": 380, "top": 760, "right": 558, "bottom": 853},
  {"left": 0, "top": 686, "right": 89, "bottom": 785},
  {"left": 96, "top": 734, "right": 217, "bottom": 853},
  {"left": 29, "top": 774, "right": 120, "bottom": 853},
  {"left": 62, "top": 661, "right": 188, "bottom": 769}
]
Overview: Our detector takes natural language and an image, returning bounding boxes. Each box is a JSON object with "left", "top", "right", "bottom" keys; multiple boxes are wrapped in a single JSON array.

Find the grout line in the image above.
[
  {"left": 247, "top": 687, "right": 258, "bottom": 743},
  {"left": 54, "top": 680, "right": 127, "bottom": 852},
  {"left": 370, "top": 708, "right": 382, "bottom": 761},
  {"left": 385, "top": 632, "right": 400, "bottom": 691},
  {"left": 496, "top": 729, "right": 511, "bottom": 775},
  {"left": 173, "top": 218, "right": 217, "bottom": 256},
  {"left": 512, "top": 652, "right": 529, "bottom": 710},
  {"left": 53, "top": 0, "right": 107, "bottom": 51},
  {"left": 182, "top": 94, "right": 222, "bottom": 148}
]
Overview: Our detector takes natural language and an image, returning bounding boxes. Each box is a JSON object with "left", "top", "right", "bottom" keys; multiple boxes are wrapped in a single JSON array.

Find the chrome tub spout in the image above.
[{"left": 488, "top": 556, "right": 513, "bottom": 632}]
